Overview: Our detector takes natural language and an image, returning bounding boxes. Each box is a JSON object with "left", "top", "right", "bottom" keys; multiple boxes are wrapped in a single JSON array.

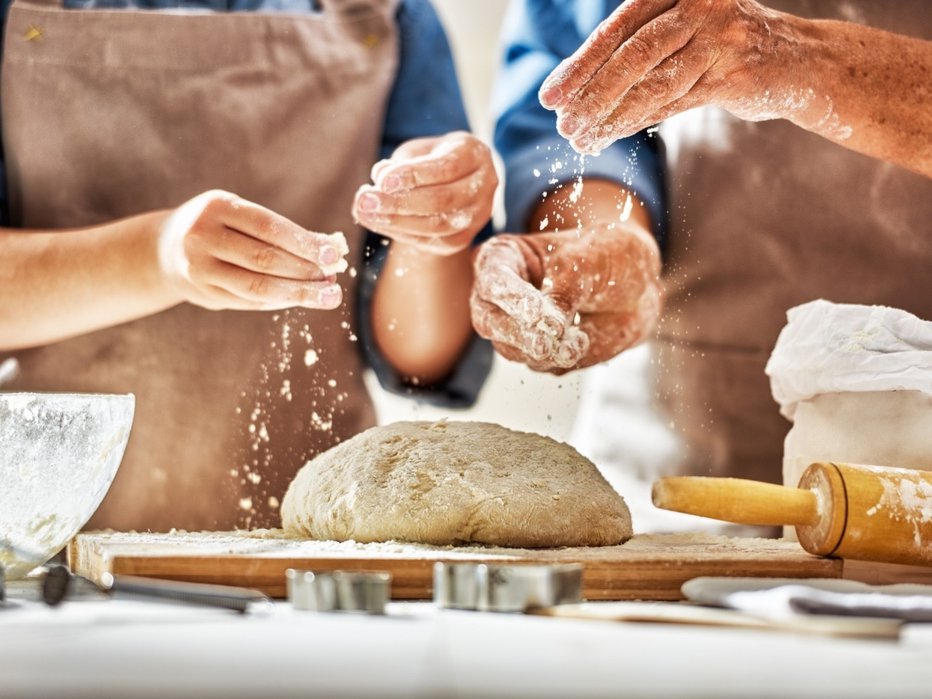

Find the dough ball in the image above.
[{"left": 281, "top": 420, "right": 632, "bottom": 547}]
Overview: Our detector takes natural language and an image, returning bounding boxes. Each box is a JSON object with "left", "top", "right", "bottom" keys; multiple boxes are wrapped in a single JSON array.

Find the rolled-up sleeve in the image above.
[
  {"left": 494, "top": 0, "right": 666, "bottom": 244},
  {"left": 356, "top": 0, "right": 493, "bottom": 409}
]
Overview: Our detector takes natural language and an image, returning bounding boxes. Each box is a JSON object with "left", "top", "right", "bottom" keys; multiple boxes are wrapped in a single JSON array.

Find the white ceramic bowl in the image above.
[{"left": 0, "top": 392, "right": 135, "bottom": 579}]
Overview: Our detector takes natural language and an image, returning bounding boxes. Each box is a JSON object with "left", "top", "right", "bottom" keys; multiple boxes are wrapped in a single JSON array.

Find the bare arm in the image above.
[
  {"left": 0, "top": 213, "right": 171, "bottom": 349},
  {"left": 780, "top": 17, "right": 932, "bottom": 173},
  {"left": 470, "top": 178, "right": 662, "bottom": 374},
  {"left": 540, "top": 0, "right": 932, "bottom": 177},
  {"left": 354, "top": 132, "right": 496, "bottom": 386},
  {"left": 531, "top": 177, "right": 653, "bottom": 233},
  {"left": 0, "top": 190, "right": 347, "bottom": 351},
  {"left": 372, "top": 244, "right": 474, "bottom": 384}
]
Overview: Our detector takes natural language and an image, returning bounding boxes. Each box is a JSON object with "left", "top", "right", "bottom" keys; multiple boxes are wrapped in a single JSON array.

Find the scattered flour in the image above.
[{"left": 864, "top": 467, "right": 932, "bottom": 550}]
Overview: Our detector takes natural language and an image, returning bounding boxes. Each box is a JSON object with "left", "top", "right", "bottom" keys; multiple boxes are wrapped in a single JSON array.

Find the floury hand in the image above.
[
  {"left": 470, "top": 223, "right": 661, "bottom": 374},
  {"left": 537, "top": 0, "right": 932, "bottom": 177},
  {"left": 540, "top": 0, "right": 847, "bottom": 153},
  {"left": 352, "top": 131, "right": 497, "bottom": 256},
  {"left": 158, "top": 190, "right": 349, "bottom": 312}
]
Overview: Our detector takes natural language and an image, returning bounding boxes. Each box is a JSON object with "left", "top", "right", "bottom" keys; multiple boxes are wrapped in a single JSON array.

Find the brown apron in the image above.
[
  {"left": 1, "top": 0, "right": 399, "bottom": 530},
  {"left": 654, "top": 0, "right": 932, "bottom": 484}
]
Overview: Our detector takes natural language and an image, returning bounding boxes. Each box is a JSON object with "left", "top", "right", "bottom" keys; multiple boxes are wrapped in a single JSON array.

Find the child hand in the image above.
[
  {"left": 158, "top": 190, "right": 348, "bottom": 311},
  {"left": 352, "top": 131, "right": 497, "bottom": 256}
]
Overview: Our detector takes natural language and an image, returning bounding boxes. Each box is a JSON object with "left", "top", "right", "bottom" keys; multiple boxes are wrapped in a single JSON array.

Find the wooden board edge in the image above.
[
  {"left": 67, "top": 536, "right": 113, "bottom": 587},
  {"left": 74, "top": 550, "right": 844, "bottom": 602}
]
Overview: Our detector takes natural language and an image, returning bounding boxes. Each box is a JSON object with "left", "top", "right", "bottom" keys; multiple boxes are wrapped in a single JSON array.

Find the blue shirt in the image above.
[
  {"left": 0, "top": 0, "right": 492, "bottom": 407},
  {"left": 494, "top": 0, "right": 666, "bottom": 244}
]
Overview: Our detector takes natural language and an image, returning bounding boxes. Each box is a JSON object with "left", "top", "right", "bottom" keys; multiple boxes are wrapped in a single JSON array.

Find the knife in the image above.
[{"left": 42, "top": 564, "right": 270, "bottom": 614}]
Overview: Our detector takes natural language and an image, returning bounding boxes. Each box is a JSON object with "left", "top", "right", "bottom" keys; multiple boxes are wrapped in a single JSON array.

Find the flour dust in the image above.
[{"left": 233, "top": 297, "right": 359, "bottom": 528}]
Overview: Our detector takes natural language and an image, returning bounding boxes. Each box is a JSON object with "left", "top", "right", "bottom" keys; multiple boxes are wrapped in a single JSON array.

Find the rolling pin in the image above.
[{"left": 652, "top": 462, "right": 932, "bottom": 566}]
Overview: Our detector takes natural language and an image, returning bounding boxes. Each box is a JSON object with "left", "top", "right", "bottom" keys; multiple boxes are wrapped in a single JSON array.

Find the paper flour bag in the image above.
[{"left": 766, "top": 299, "right": 932, "bottom": 498}]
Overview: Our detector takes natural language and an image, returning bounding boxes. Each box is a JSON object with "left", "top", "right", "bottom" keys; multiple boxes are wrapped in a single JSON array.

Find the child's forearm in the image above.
[
  {"left": 1, "top": 190, "right": 349, "bottom": 351},
  {"left": 0, "top": 212, "right": 175, "bottom": 350},
  {"left": 370, "top": 241, "right": 475, "bottom": 385},
  {"left": 530, "top": 177, "right": 653, "bottom": 234}
]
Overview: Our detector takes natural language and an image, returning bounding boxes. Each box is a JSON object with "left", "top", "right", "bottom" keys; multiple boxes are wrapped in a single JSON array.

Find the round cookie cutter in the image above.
[
  {"left": 433, "top": 562, "right": 583, "bottom": 613},
  {"left": 286, "top": 569, "right": 391, "bottom": 614}
]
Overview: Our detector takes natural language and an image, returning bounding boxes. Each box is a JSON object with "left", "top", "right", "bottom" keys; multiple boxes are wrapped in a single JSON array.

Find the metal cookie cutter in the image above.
[
  {"left": 433, "top": 563, "right": 481, "bottom": 610},
  {"left": 286, "top": 569, "right": 391, "bottom": 614},
  {"left": 434, "top": 562, "right": 583, "bottom": 613}
]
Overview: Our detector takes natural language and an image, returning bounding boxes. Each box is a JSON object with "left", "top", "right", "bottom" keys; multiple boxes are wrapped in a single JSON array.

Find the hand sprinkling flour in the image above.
[
  {"left": 352, "top": 131, "right": 497, "bottom": 255},
  {"left": 537, "top": 0, "right": 932, "bottom": 176},
  {"left": 158, "top": 189, "right": 349, "bottom": 312},
  {"left": 354, "top": 130, "right": 498, "bottom": 386}
]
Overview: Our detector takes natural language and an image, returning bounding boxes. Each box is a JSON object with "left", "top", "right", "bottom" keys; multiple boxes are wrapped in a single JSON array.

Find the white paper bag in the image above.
[{"left": 766, "top": 299, "right": 932, "bottom": 421}]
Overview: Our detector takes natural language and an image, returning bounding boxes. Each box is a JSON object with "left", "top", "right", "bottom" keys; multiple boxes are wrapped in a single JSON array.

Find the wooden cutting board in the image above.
[{"left": 69, "top": 530, "right": 842, "bottom": 601}]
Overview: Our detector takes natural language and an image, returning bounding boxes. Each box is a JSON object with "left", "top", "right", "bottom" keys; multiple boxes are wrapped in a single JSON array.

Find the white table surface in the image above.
[{"left": 3, "top": 590, "right": 932, "bottom": 699}]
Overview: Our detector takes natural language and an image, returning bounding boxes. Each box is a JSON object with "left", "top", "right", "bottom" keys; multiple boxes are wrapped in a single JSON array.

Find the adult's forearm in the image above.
[
  {"left": 0, "top": 212, "right": 177, "bottom": 350},
  {"left": 776, "top": 15, "right": 931, "bottom": 176},
  {"left": 371, "top": 242, "right": 474, "bottom": 385},
  {"left": 530, "top": 178, "right": 654, "bottom": 235}
]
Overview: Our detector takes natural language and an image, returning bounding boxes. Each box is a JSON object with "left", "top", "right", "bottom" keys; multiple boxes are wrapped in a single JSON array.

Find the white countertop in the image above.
[{"left": 3, "top": 590, "right": 932, "bottom": 699}]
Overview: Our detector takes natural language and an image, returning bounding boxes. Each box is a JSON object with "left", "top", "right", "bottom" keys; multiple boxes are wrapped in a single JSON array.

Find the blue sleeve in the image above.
[
  {"left": 376, "top": 0, "right": 468, "bottom": 159},
  {"left": 493, "top": 0, "right": 666, "bottom": 245},
  {"left": 356, "top": 0, "right": 493, "bottom": 409}
]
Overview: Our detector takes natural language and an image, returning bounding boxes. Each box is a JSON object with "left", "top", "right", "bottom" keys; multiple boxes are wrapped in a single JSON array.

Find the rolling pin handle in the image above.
[{"left": 652, "top": 476, "right": 821, "bottom": 527}]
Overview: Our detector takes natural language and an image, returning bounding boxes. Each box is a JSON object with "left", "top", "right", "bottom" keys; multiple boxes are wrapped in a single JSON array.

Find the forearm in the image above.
[
  {"left": 530, "top": 177, "right": 654, "bottom": 239},
  {"left": 0, "top": 211, "right": 177, "bottom": 350},
  {"left": 371, "top": 242, "right": 474, "bottom": 385},
  {"left": 776, "top": 14, "right": 932, "bottom": 176}
]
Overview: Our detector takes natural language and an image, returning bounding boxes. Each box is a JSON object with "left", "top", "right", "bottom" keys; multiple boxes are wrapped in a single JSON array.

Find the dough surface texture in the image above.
[{"left": 281, "top": 420, "right": 632, "bottom": 547}]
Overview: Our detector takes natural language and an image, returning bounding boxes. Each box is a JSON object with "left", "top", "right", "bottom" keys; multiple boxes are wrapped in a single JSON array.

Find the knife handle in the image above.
[
  {"left": 651, "top": 476, "right": 820, "bottom": 527},
  {"left": 104, "top": 574, "right": 270, "bottom": 613}
]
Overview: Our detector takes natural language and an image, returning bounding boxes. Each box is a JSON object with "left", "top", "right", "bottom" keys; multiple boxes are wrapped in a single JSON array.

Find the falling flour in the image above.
[{"left": 235, "top": 306, "right": 351, "bottom": 528}]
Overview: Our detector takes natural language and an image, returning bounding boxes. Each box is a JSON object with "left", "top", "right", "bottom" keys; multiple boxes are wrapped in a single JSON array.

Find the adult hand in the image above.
[
  {"left": 353, "top": 131, "right": 497, "bottom": 255},
  {"left": 470, "top": 223, "right": 662, "bottom": 373},
  {"left": 539, "top": 0, "right": 805, "bottom": 154},
  {"left": 157, "top": 190, "right": 348, "bottom": 311}
]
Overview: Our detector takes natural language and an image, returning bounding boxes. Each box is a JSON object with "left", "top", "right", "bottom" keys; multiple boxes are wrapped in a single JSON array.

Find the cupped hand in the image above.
[
  {"left": 157, "top": 190, "right": 349, "bottom": 311},
  {"left": 470, "top": 223, "right": 662, "bottom": 373},
  {"left": 539, "top": 0, "right": 800, "bottom": 154},
  {"left": 352, "top": 131, "right": 497, "bottom": 255}
]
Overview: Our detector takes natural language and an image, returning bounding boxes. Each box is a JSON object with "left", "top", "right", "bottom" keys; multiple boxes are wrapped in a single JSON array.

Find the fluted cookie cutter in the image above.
[
  {"left": 286, "top": 569, "right": 391, "bottom": 614},
  {"left": 433, "top": 562, "right": 583, "bottom": 613}
]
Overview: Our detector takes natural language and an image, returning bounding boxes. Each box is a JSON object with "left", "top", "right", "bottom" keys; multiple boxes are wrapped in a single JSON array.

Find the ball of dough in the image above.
[{"left": 281, "top": 420, "right": 632, "bottom": 547}]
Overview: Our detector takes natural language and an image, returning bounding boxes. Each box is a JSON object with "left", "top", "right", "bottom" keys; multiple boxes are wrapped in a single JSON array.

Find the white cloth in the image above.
[{"left": 766, "top": 299, "right": 932, "bottom": 420}]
